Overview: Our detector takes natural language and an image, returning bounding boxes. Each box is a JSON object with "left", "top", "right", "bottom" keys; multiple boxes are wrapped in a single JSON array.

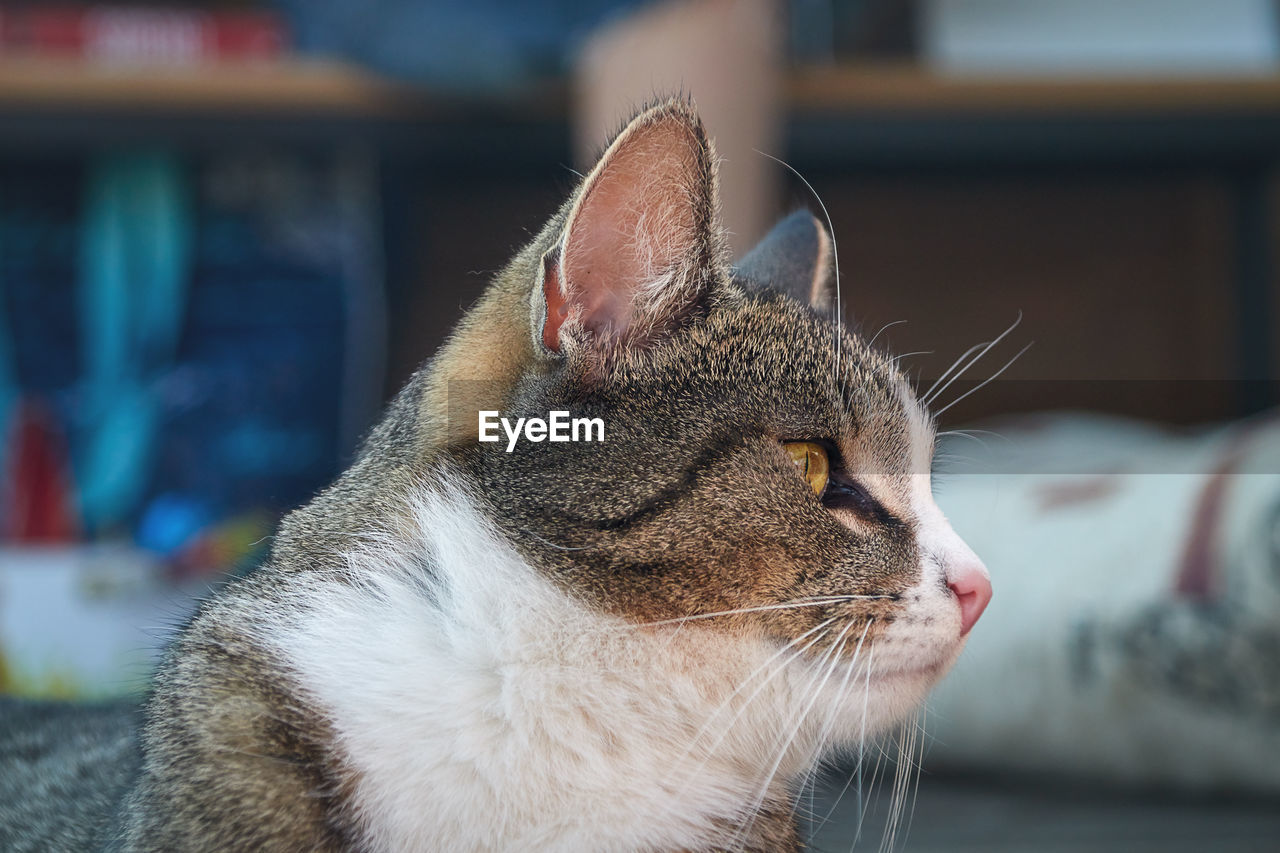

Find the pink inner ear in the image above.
[
  {"left": 571, "top": 205, "right": 637, "bottom": 335},
  {"left": 542, "top": 258, "right": 569, "bottom": 352},
  {"left": 559, "top": 120, "right": 703, "bottom": 341}
]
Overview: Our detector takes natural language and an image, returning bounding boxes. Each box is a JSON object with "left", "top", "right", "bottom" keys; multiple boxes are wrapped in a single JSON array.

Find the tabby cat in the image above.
[{"left": 0, "top": 98, "right": 990, "bottom": 852}]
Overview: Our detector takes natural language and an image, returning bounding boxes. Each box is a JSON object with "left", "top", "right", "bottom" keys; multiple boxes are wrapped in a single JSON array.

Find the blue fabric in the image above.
[
  {"left": 274, "top": 0, "right": 642, "bottom": 90},
  {"left": 1, "top": 154, "right": 365, "bottom": 546},
  {"left": 0, "top": 233, "right": 14, "bottom": 481},
  {"left": 76, "top": 153, "right": 191, "bottom": 534}
]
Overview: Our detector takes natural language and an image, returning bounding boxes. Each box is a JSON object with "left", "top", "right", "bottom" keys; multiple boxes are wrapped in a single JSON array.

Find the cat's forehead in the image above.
[
  {"left": 717, "top": 288, "right": 913, "bottom": 410},
  {"left": 610, "top": 288, "right": 930, "bottom": 473}
]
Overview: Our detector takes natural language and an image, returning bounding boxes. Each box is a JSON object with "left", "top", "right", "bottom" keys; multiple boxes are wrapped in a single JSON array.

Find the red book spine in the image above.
[{"left": 0, "top": 6, "right": 289, "bottom": 62}]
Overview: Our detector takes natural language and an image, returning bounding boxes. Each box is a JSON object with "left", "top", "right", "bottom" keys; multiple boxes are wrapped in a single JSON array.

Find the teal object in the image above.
[
  {"left": 76, "top": 153, "right": 191, "bottom": 534},
  {"left": 0, "top": 232, "right": 14, "bottom": 480}
]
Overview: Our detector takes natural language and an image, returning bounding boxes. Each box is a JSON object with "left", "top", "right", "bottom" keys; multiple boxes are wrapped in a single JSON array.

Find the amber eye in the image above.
[{"left": 783, "top": 441, "right": 829, "bottom": 497}]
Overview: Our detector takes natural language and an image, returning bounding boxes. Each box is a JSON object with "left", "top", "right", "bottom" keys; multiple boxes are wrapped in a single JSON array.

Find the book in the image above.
[{"left": 0, "top": 5, "right": 288, "bottom": 64}]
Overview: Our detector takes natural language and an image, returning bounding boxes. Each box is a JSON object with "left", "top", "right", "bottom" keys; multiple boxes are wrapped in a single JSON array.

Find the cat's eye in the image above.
[
  {"left": 782, "top": 440, "right": 900, "bottom": 526},
  {"left": 783, "top": 441, "right": 829, "bottom": 497}
]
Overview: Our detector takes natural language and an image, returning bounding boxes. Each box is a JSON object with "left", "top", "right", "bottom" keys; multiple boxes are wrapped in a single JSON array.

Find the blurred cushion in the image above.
[{"left": 927, "top": 410, "right": 1280, "bottom": 792}]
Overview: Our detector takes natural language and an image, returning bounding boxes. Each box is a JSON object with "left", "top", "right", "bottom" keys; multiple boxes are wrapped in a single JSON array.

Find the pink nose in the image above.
[{"left": 947, "top": 565, "right": 991, "bottom": 637}]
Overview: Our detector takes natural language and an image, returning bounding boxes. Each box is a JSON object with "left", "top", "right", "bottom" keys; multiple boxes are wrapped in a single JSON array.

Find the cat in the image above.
[{"left": 0, "top": 98, "right": 990, "bottom": 852}]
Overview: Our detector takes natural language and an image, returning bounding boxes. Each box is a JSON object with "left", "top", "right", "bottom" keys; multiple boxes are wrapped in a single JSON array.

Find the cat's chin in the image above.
[
  {"left": 875, "top": 657, "right": 949, "bottom": 685},
  {"left": 862, "top": 645, "right": 965, "bottom": 714},
  {"left": 801, "top": 645, "right": 964, "bottom": 747}
]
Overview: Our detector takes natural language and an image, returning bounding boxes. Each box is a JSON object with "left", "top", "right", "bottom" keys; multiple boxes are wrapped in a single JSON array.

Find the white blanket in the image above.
[{"left": 928, "top": 411, "right": 1280, "bottom": 792}]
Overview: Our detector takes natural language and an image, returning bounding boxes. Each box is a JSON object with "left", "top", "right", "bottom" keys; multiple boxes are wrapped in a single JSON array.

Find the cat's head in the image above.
[{"left": 429, "top": 98, "right": 989, "bottom": 722}]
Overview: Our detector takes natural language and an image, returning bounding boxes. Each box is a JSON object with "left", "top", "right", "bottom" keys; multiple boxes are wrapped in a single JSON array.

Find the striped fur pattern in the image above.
[{"left": 0, "top": 99, "right": 986, "bottom": 851}]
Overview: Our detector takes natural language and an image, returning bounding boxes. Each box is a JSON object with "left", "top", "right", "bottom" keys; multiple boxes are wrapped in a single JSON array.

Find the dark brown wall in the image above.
[{"left": 390, "top": 166, "right": 1263, "bottom": 427}]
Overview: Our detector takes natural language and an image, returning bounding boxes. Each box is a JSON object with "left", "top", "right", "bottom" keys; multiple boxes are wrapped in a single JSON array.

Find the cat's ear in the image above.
[
  {"left": 734, "top": 210, "right": 833, "bottom": 312},
  {"left": 536, "top": 100, "right": 723, "bottom": 357}
]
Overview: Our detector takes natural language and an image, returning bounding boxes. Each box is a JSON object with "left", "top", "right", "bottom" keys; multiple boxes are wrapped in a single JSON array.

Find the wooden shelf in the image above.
[
  {"left": 0, "top": 56, "right": 567, "bottom": 124},
  {"left": 0, "top": 57, "right": 568, "bottom": 155},
  {"left": 0, "top": 58, "right": 430, "bottom": 116},
  {"left": 7, "top": 58, "right": 1280, "bottom": 172},
  {"left": 6, "top": 58, "right": 1280, "bottom": 120},
  {"left": 790, "top": 63, "right": 1280, "bottom": 115}
]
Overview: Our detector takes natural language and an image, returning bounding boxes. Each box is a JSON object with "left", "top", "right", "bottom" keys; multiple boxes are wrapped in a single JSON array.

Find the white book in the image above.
[{"left": 922, "top": 0, "right": 1280, "bottom": 75}]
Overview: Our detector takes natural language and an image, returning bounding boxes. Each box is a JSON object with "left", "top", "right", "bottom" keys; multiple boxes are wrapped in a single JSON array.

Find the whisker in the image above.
[
  {"left": 937, "top": 428, "right": 1009, "bottom": 441},
  {"left": 754, "top": 150, "right": 843, "bottom": 378},
  {"left": 634, "top": 595, "right": 891, "bottom": 628},
  {"left": 858, "top": 743, "right": 893, "bottom": 851},
  {"left": 879, "top": 720, "right": 907, "bottom": 853},
  {"left": 853, "top": 644, "right": 877, "bottom": 849},
  {"left": 903, "top": 715, "right": 923, "bottom": 850},
  {"left": 890, "top": 350, "right": 933, "bottom": 369},
  {"left": 809, "top": 632, "right": 876, "bottom": 840},
  {"left": 903, "top": 707, "right": 927, "bottom": 850},
  {"left": 788, "top": 619, "right": 873, "bottom": 829},
  {"left": 935, "top": 430, "right": 990, "bottom": 449},
  {"left": 670, "top": 617, "right": 841, "bottom": 798},
  {"left": 918, "top": 340, "right": 986, "bottom": 405},
  {"left": 732, "top": 617, "right": 859, "bottom": 851},
  {"left": 921, "top": 311, "right": 1022, "bottom": 408},
  {"left": 711, "top": 622, "right": 839, "bottom": 845},
  {"left": 936, "top": 428, "right": 1015, "bottom": 456},
  {"left": 865, "top": 319, "right": 906, "bottom": 349},
  {"left": 931, "top": 340, "right": 1033, "bottom": 419},
  {"left": 882, "top": 709, "right": 928, "bottom": 853}
]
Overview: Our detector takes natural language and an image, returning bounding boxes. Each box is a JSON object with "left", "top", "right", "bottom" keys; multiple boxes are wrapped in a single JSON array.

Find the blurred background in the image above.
[{"left": 1, "top": 0, "right": 1279, "bottom": 850}]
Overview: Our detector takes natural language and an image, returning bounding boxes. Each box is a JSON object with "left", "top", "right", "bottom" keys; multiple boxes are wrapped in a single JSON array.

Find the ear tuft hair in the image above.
[{"left": 537, "top": 98, "right": 726, "bottom": 360}]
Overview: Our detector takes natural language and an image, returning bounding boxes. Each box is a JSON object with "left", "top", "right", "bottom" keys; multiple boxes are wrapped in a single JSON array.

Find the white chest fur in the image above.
[{"left": 265, "top": 482, "right": 908, "bottom": 852}]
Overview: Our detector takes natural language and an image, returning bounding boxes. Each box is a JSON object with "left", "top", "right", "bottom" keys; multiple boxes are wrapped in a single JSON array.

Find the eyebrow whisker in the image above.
[
  {"left": 932, "top": 341, "right": 1033, "bottom": 419},
  {"left": 921, "top": 311, "right": 1022, "bottom": 408}
]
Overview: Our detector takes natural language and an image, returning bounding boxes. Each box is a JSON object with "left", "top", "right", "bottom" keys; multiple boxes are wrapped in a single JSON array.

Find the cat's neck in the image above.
[{"left": 262, "top": 476, "right": 841, "bottom": 850}]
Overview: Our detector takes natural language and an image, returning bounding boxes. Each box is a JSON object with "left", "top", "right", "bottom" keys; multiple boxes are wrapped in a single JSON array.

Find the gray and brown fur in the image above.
[{"left": 0, "top": 98, "right": 934, "bottom": 851}]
